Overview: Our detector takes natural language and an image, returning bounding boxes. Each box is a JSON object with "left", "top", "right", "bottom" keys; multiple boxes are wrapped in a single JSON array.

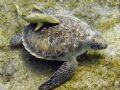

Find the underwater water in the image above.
[{"left": 0, "top": 0, "right": 120, "bottom": 90}]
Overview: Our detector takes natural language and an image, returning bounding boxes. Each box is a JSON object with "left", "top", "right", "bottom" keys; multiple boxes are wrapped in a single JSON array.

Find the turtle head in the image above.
[{"left": 86, "top": 32, "right": 107, "bottom": 50}]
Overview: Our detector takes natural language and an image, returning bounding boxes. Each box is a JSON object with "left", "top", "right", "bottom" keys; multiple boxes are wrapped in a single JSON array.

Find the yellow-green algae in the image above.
[{"left": 0, "top": 0, "right": 120, "bottom": 90}]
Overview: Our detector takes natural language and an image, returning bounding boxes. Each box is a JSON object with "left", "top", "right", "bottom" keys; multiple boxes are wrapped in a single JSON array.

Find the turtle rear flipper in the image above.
[
  {"left": 39, "top": 59, "right": 78, "bottom": 90},
  {"left": 10, "top": 33, "right": 22, "bottom": 47}
]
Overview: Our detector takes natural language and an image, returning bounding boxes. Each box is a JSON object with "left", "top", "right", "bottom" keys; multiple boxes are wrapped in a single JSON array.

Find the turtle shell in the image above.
[{"left": 22, "top": 15, "right": 93, "bottom": 61}]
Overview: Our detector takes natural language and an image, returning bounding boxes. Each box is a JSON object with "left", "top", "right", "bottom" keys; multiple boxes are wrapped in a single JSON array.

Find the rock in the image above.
[{"left": 2, "top": 60, "right": 17, "bottom": 82}]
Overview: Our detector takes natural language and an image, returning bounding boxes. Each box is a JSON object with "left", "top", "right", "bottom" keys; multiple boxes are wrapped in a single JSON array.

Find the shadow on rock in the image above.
[
  {"left": 20, "top": 48, "right": 105, "bottom": 76},
  {"left": 20, "top": 48, "right": 63, "bottom": 76},
  {"left": 77, "top": 51, "right": 105, "bottom": 66}
]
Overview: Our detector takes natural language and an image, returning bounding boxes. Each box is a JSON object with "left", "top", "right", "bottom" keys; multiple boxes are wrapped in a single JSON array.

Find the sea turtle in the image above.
[
  {"left": 15, "top": 5, "right": 60, "bottom": 31},
  {"left": 10, "top": 14, "right": 107, "bottom": 89}
]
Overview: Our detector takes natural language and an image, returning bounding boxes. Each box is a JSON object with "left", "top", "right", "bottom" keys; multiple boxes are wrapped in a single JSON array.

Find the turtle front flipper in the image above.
[
  {"left": 39, "top": 60, "right": 78, "bottom": 90},
  {"left": 35, "top": 22, "right": 44, "bottom": 31},
  {"left": 10, "top": 33, "right": 22, "bottom": 47}
]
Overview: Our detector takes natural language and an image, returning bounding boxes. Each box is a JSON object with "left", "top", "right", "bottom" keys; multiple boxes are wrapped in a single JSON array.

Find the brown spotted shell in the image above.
[{"left": 22, "top": 15, "right": 93, "bottom": 61}]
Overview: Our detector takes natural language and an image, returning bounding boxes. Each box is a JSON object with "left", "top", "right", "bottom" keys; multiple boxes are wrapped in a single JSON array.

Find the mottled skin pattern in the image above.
[{"left": 11, "top": 15, "right": 107, "bottom": 90}]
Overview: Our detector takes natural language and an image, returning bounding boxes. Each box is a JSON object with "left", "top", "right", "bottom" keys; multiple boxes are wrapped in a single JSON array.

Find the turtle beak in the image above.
[
  {"left": 90, "top": 42, "right": 107, "bottom": 50},
  {"left": 102, "top": 43, "right": 107, "bottom": 49},
  {"left": 96, "top": 42, "right": 107, "bottom": 50}
]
